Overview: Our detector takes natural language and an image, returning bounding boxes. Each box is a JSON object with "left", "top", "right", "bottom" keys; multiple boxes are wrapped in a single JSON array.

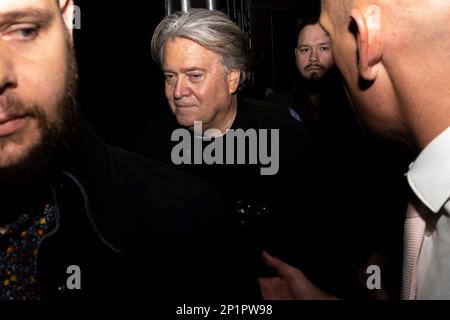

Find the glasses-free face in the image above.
[
  {"left": 295, "top": 23, "right": 334, "bottom": 81},
  {"left": 162, "top": 37, "right": 240, "bottom": 132},
  {"left": 0, "top": 0, "right": 77, "bottom": 178}
]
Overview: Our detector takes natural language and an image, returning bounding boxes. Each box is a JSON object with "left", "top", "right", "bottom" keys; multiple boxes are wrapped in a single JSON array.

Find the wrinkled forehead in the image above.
[
  {"left": 298, "top": 24, "right": 330, "bottom": 45},
  {"left": 0, "top": 0, "right": 57, "bottom": 13}
]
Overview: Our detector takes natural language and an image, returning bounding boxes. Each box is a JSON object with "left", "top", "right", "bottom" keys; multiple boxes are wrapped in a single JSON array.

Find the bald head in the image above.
[{"left": 320, "top": 0, "right": 450, "bottom": 150}]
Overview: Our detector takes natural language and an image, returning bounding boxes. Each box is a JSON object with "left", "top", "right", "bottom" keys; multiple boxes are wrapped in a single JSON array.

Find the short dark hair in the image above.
[
  {"left": 297, "top": 17, "right": 320, "bottom": 35},
  {"left": 295, "top": 17, "right": 320, "bottom": 47}
]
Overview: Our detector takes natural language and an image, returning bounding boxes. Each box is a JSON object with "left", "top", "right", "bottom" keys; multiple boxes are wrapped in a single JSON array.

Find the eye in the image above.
[
  {"left": 164, "top": 73, "right": 176, "bottom": 84},
  {"left": 3, "top": 25, "right": 39, "bottom": 42},
  {"left": 18, "top": 28, "right": 37, "bottom": 39},
  {"left": 299, "top": 48, "right": 311, "bottom": 54},
  {"left": 320, "top": 46, "right": 331, "bottom": 52},
  {"left": 188, "top": 73, "right": 203, "bottom": 82}
]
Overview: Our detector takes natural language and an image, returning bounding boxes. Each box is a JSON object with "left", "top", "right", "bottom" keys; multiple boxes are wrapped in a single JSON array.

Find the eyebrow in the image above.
[
  {"left": 299, "top": 42, "right": 330, "bottom": 46},
  {"left": 164, "top": 67, "right": 207, "bottom": 73},
  {"left": 0, "top": 8, "right": 54, "bottom": 26}
]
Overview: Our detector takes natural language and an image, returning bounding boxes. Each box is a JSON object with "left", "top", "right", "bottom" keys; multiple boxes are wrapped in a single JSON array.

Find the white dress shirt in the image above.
[{"left": 406, "top": 126, "right": 450, "bottom": 299}]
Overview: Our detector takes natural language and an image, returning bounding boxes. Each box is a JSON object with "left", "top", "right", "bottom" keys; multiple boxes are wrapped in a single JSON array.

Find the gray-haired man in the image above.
[{"left": 138, "top": 9, "right": 317, "bottom": 291}]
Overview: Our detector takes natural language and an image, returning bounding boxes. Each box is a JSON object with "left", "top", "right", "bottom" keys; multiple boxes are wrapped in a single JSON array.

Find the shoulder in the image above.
[
  {"left": 267, "top": 85, "right": 301, "bottom": 107},
  {"left": 239, "top": 98, "right": 310, "bottom": 140},
  {"left": 108, "top": 145, "right": 222, "bottom": 212}
]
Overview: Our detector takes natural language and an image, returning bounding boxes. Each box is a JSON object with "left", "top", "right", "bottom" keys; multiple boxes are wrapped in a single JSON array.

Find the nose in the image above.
[
  {"left": 173, "top": 76, "right": 191, "bottom": 100},
  {"left": 309, "top": 49, "right": 320, "bottom": 64},
  {"left": 0, "top": 45, "right": 17, "bottom": 95}
]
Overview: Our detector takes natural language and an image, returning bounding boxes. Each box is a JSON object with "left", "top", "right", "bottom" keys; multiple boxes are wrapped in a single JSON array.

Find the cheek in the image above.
[
  {"left": 165, "top": 84, "right": 173, "bottom": 100},
  {"left": 18, "top": 48, "right": 68, "bottom": 119},
  {"left": 298, "top": 56, "right": 308, "bottom": 68},
  {"left": 189, "top": 82, "right": 210, "bottom": 105},
  {"left": 197, "top": 82, "right": 226, "bottom": 115}
]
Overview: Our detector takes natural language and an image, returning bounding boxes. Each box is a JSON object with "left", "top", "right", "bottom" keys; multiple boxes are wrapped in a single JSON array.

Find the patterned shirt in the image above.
[{"left": 0, "top": 204, "right": 57, "bottom": 300}]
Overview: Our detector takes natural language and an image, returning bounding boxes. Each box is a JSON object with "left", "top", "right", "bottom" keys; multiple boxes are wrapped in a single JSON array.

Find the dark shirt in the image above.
[
  {"left": 2, "top": 117, "right": 256, "bottom": 302},
  {"left": 270, "top": 78, "right": 411, "bottom": 298},
  {"left": 136, "top": 98, "right": 315, "bottom": 277}
]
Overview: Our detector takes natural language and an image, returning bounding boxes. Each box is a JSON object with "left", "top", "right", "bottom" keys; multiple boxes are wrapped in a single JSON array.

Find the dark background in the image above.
[
  {"left": 72, "top": 2, "right": 410, "bottom": 300},
  {"left": 74, "top": 0, "right": 321, "bottom": 149}
]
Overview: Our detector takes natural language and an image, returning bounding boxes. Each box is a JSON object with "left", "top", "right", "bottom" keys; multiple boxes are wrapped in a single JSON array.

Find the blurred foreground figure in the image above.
[{"left": 0, "top": 0, "right": 241, "bottom": 301}]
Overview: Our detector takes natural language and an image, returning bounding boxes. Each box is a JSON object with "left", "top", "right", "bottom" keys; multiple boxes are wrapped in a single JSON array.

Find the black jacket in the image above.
[
  {"left": 36, "top": 119, "right": 255, "bottom": 302},
  {"left": 136, "top": 99, "right": 315, "bottom": 278},
  {"left": 270, "top": 78, "right": 411, "bottom": 299}
]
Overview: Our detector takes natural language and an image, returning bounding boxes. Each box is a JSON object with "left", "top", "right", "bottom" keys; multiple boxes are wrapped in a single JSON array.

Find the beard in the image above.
[
  {"left": 302, "top": 64, "right": 327, "bottom": 83},
  {"left": 305, "top": 71, "right": 324, "bottom": 81},
  {"left": 0, "top": 41, "right": 80, "bottom": 223}
]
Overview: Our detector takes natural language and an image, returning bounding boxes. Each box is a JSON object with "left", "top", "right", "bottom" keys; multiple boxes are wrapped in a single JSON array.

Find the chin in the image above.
[
  {"left": 0, "top": 143, "right": 35, "bottom": 169},
  {"left": 308, "top": 73, "right": 324, "bottom": 80},
  {"left": 0, "top": 125, "right": 41, "bottom": 164},
  {"left": 174, "top": 115, "right": 194, "bottom": 128}
]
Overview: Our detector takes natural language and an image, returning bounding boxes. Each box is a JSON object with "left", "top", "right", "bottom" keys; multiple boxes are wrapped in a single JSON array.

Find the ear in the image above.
[
  {"left": 350, "top": 5, "right": 383, "bottom": 81},
  {"left": 227, "top": 69, "right": 241, "bottom": 94},
  {"left": 59, "top": 0, "right": 75, "bottom": 39}
]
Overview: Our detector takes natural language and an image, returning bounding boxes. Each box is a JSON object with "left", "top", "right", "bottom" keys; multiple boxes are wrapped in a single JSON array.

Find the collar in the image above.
[
  {"left": 60, "top": 116, "right": 121, "bottom": 253},
  {"left": 407, "top": 126, "right": 450, "bottom": 213}
]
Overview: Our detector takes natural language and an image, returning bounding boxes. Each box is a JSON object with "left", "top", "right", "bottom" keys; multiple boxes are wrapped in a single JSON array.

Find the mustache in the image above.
[
  {"left": 0, "top": 95, "right": 43, "bottom": 122},
  {"left": 305, "top": 63, "right": 325, "bottom": 71}
]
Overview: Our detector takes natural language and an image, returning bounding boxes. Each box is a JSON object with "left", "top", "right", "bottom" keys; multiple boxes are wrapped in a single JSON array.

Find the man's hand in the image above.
[{"left": 258, "top": 251, "right": 338, "bottom": 300}]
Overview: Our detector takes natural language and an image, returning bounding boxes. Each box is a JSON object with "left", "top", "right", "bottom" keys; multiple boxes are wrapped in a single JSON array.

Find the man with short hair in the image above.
[
  {"left": 293, "top": 21, "right": 333, "bottom": 119},
  {"left": 261, "top": 0, "right": 450, "bottom": 300},
  {"left": 269, "top": 20, "right": 354, "bottom": 130},
  {"left": 292, "top": 21, "right": 335, "bottom": 123},
  {"left": 296, "top": 22, "right": 333, "bottom": 82},
  {"left": 0, "top": 0, "right": 236, "bottom": 301}
]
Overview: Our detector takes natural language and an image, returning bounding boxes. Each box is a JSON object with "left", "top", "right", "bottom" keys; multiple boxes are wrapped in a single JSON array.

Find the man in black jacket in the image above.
[
  {"left": 139, "top": 8, "right": 325, "bottom": 295},
  {"left": 0, "top": 0, "right": 247, "bottom": 302}
]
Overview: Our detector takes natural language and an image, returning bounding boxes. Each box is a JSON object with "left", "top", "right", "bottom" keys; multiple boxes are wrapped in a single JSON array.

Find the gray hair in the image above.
[{"left": 151, "top": 9, "right": 248, "bottom": 83}]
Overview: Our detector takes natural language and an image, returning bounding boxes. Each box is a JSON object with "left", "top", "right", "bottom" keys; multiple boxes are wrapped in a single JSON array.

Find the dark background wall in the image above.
[{"left": 74, "top": 0, "right": 321, "bottom": 149}]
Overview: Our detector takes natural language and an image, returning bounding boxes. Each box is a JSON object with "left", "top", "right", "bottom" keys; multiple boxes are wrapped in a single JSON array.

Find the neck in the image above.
[
  {"left": 413, "top": 114, "right": 450, "bottom": 152},
  {"left": 303, "top": 80, "right": 324, "bottom": 95},
  {"left": 387, "top": 52, "right": 450, "bottom": 152},
  {"left": 400, "top": 86, "right": 450, "bottom": 152},
  {"left": 309, "top": 93, "right": 322, "bottom": 108},
  {"left": 0, "top": 180, "right": 51, "bottom": 227}
]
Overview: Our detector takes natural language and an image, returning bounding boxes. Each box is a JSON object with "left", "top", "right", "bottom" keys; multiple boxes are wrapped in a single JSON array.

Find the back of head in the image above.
[
  {"left": 151, "top": 9, "right": 248, "bottom": 83},
  {"left": 329, "top": 0, "right": 450, "bottom": 86},
  {"left": 321, "top": 0, "right": 450, "bottom": 148}
]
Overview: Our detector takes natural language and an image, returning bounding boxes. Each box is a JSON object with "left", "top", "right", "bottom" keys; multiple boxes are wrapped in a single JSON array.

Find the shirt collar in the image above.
[{"left": 407, "top": 126, "right": 450, "bottom": 213}]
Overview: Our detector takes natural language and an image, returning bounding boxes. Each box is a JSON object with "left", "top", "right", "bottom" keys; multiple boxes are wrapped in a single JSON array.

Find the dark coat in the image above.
[
  {"left": 37, "top": 119, "right": 256, "bottom": 302},
  {"left": 269, "top": 78, "right": 411, "bottom": 299},
  {"left": 136, "top": 98, "right": 316, "bottom": 278}
]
